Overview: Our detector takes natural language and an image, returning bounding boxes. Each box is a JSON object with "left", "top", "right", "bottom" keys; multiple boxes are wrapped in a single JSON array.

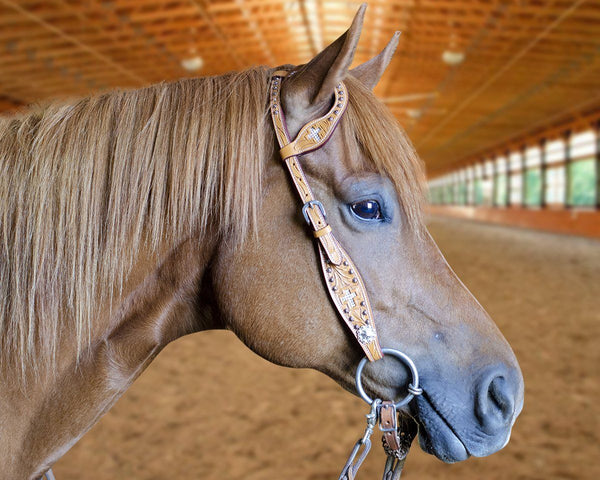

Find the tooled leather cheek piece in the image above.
[{"left": 269, "top": 69, "right": 383, "bottom": 362}]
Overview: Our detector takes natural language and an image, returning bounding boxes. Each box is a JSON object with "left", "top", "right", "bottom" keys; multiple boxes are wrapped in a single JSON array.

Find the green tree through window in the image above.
[
  {"left": 458, "top": 181, "right": 467, "bottom": 204},
  {"left": 474, "top": 179, "right": 484, "bottom": 205},
  {"left": 525, "top": 169, "right": 542, "bottom": 206},
  {"left": 569, "top": 159, "right": 596, "bottom": 206},
  {"left": 495, "top": 174, "right": 507, "bottom": 206}
]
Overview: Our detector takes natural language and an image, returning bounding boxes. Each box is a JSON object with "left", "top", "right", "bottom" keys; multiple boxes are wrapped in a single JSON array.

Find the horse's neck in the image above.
[{"left": 1, "top": 234, "right": 218, "bottom": 480}]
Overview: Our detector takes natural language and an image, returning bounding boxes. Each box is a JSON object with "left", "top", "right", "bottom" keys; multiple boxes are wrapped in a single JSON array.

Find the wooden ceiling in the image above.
[{"left": 1, "top": 0, "right": 599, "bottom": 174}]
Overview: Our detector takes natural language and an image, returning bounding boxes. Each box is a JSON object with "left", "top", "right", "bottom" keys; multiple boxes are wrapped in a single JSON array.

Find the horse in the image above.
[{"left": 0, "top": 6, "right": 523, "bottom": 479}]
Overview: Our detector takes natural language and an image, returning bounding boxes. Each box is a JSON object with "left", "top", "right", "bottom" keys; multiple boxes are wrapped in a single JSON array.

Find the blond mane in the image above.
[{"left": 0, "top": 67, "right": 424, "bottom": 378}]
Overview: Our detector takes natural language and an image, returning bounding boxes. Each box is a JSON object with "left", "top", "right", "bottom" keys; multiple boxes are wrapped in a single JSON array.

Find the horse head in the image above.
[
  {"left": 212, "top": 6, "right": 524, "bottom": 464},
  {"left": 0, "top": 7, "right": 525, "bottom": 479}
]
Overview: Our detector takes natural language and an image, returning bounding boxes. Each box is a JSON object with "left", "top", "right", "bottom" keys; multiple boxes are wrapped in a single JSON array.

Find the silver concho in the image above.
[{"left": 356, "top": 324, "right": 376, "bottom": 345}]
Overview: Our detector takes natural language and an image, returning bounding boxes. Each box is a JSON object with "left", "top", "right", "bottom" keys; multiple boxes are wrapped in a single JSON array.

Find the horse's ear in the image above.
[
  {"left": 284, "top": 4, "right": 366, "bottom": 110},
  {"left": 350, "top": 32, "right": 401, "bottom": 90}
]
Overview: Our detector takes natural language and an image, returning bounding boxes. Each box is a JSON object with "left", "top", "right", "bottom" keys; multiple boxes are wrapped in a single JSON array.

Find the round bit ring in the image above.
[{"left": 355, "top": 348, "right": 422, "bottom": 409}]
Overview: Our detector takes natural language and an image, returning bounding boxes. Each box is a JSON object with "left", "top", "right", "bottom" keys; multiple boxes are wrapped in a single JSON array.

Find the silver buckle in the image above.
[{"left": 302, "top": 200, "right": 327, "bottom": 225}]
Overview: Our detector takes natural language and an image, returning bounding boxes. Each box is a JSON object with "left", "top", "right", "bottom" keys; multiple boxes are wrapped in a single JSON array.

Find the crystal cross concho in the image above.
[
  {"left": 307, "top": 126, "right": 321, "bottom": 142},
  {"left": 340, "top": 289, "right": 357, "bottom": 308}
]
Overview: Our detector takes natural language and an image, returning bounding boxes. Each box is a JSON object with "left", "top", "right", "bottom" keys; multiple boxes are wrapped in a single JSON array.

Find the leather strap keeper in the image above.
[
  {"left": 279, "top": 143, "right": 297, "bottom": 161},
  {"left": 313, "top": 224, "right": 332, "bottom": 238}
]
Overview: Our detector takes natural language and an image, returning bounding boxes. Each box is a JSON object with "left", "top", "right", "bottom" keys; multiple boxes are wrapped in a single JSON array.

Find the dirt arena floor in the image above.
[{"left": 53, "top": 216, "right": 600, "bottom": 480}]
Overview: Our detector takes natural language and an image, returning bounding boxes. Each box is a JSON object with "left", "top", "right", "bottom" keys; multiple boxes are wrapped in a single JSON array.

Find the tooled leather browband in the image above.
[{"left": 270, "top": 70, "right": 383, "bottom": 362}]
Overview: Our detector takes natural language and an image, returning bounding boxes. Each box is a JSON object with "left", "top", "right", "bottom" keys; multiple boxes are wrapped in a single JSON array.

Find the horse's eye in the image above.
[{"left": 350, "top": 200, "right": 382, "bottom": 220}]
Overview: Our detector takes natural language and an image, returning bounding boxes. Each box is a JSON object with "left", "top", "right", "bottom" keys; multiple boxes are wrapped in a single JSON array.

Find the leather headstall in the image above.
[{"left": 269, "top": 70, "right": 383, "bottom": 362}]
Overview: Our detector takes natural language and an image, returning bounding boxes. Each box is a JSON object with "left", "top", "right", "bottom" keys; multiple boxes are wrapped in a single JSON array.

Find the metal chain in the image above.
[
  {"left": 338, "top": 398, "right": 418, "bottom": 480},
  {"left": 382, "top": 455, "right": 406, "bottom": 480},
  {"left": 338, "top": 399, "right": 382, "bottom": 480}
]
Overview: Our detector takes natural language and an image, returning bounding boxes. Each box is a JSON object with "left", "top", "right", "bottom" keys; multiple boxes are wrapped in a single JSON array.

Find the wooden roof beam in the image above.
[
  {"left": 1, "top": 0, "right": 148, "bottom": 85},
  {"left": 415, "top": 0, "right": 588, "bottom": 150}
]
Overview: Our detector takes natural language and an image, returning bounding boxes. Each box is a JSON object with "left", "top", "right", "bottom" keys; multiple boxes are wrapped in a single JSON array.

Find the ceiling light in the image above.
[
  {"left": 442, "top": 50, "right": 465, "bottom": 66},
  {"left": 406, "top": 109, "right": 422, "bottom": 119},
  {"left": 181, "top": 56, "right": 204, "bottom": 72}
]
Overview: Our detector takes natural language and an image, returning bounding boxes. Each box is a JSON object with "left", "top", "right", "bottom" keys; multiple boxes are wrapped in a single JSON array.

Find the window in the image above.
[
  {"left": 545, "top": 166, "right": 565, "bottom": 205},
  {"left": 443, "top": 176, "right": 454, "bottom": 204},
  {"left": 571, "top": 131, "right": 595, "bottom": 158},
  {"left": 482, "top": 160, "right": 494, "bottom": 206},
  {"left": 465, "top": 166, "right": 475, "bottom": 204},
  {"left": 429, "top": 177, "right": 445, "bottom": 205},
  {"left": 524, "top": 147, "right": 542, "bottom": 207},
  {"left": 544, "top": 138, "right": 566, "bottom": 206},
  {"left": 473, "top": 164, "right": 484, "bottom": 205},
  {"left": 432, "top": 185, "right": 444, "bottom": 204},
  {"left": 452, "top": 173, "right": 461, "bottom": 205},
  {"left": 525, "top": 170, "right": 542, "bottom": 206},
  {"left": 435, "top": 186, "right": 444, "bottom": 204},
  {"left": 434, "top": 186, "right": 444, "bottom": 204},
  {"left": 495, "top": 156, "right": 508, "bottom": 206},
  {"left": 509, "top": 152, "right": 523, "bottom": 205},
  {"left": 569, "top": 159, "right": 596, "bottom": 206},
  {"left": 568, "top": 130, "right": 597, "bottom": 207},
  {"left": 457, "top": 170, "right": 467, "bottom": 205},
  {"left": 545, "top": 138, "right": 565, "bottom": 165}
]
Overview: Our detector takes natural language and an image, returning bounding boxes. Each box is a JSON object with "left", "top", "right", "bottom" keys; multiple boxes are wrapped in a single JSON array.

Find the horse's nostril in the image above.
[
  {"left": 476, "top": 371, "right": 516, "bottom": 434},
  {"left": 488, "top": 376, "right": 513, "bottom": 421}
]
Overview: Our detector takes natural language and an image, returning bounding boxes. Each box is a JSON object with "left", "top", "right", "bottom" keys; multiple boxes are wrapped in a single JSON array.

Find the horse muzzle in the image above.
[{"left": 413, "top": 362, "right": 524, "bottom": 463}]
